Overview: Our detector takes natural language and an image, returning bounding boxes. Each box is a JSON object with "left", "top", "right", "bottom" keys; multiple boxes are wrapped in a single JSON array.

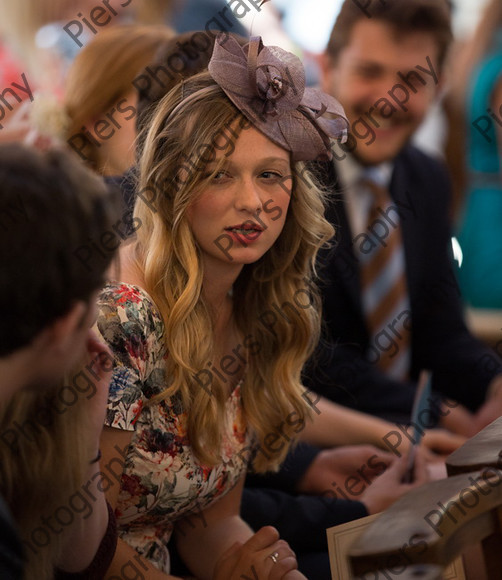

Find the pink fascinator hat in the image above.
[{"left": 208, "top": 34, "right": 348, "bottom": 162}]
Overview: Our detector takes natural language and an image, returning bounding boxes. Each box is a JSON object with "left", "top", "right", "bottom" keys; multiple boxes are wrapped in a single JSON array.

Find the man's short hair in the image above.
[
  {"left": 326, "top": 0, "right": 453, "bottom": 70},
  {"left": 0, "top": 144, "right": 120, "bottom": 356}
]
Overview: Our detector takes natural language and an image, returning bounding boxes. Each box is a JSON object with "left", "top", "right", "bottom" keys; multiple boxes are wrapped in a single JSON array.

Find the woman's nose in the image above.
[{"left": 234, "top": 178, "right": 263, "bottom": 214}]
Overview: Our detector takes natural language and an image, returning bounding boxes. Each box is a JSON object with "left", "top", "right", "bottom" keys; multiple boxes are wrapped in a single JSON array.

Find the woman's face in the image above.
[{"left": 187, "top": 125, "right": 292, "bottom": 276}]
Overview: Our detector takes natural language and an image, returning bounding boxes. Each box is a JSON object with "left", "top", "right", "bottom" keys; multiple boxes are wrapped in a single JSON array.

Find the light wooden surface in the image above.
[
  {"left": 446, "top": 416, "right": 502, "bottom": 476},
  {"left": 347, "top": 470, "right": 502, "bottom": 578},
  {"left": 327, "top": 513, "right": 464, "bottom": 580}
]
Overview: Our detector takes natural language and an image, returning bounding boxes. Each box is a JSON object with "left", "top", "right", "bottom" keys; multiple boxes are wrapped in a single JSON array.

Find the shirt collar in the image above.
[{"left": 336, "top": 154, "right": 394, "bottom": 190}]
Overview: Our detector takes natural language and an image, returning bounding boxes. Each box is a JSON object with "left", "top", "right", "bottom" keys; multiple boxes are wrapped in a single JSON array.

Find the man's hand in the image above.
[
  {"left": 439, "top": 400, "right": 477, "bottom": 437},
  {"left": 297, "top": 445, "right": 395, "bottom": 496},
  {"left": 472, "top": 375, "right": 502, "bottom": 433},
  {"left": 360, "top": 449, "right": 429, "bottom": 514},
  {"left": 72, "top": 330, "right": 113, "bottom": 455},
  {"left": 439, "top": 376, "right": 502, "bottom": 437},
  {"left": 422, "top": 429, "right": 467, "bottom": 457}
]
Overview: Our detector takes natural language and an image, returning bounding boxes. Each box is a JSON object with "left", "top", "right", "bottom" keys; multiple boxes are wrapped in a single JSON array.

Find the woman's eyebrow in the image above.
[
  {"left": 258, "top": 157, "right": 291, "bottom": 166},
  {"left": 211, "top": 157, "right": 290, "bottom": 168}
]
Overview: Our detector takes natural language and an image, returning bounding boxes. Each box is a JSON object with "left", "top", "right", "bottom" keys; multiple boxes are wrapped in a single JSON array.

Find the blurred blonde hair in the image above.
[
  {"left": 0, "top": 0, "right": 174, "bottom": 74},
  {"left": 136, "top": 0, "right": 175, "bottom": 23},
  {"left": 134, "top": 71, "right": 334, "bottom": 472},
  {"left": 0, "top": 0, "right": 72, "bottom": 65},
  {"left": 0, "top": 379, "right": 94, "bottom": 579},
  {"left": 64, "top": 24, "right": 174, "bottom": 172}
]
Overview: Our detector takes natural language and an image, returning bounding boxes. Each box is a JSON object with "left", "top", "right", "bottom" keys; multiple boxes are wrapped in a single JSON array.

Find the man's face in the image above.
[
  {"left": 57, "top": 294, "right": 100, "bottom": 376},
  {"left": 321, "top": 19, "right": 442, "bottom": 166},
  {"left": 32, "top": 294, "right": 100, "bottom": 391}
]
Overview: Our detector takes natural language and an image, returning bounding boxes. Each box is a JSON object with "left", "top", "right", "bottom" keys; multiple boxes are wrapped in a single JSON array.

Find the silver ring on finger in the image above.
[{"left": 268, "top": 551, "right": 279, "bottom": 564}]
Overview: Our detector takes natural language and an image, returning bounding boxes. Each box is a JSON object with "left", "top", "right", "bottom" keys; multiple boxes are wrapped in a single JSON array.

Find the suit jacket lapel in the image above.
[
  {"left": 388, "top": 151, "right": 420, "bottom": 304},
  {"left": 317, "top": 161, "right": 366, "bottom": 320}
]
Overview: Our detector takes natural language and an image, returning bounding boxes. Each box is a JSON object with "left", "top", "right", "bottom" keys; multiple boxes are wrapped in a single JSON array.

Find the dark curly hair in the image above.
[{"left": 326, "top": 0, "right": 453, "bottom": 71}]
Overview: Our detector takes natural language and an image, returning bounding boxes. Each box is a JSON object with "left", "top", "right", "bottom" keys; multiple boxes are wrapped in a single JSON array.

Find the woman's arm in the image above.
[
  {"left": 175, "top": 477, "right": 253, "bottom": 578},
  {"left": 300, "top": 396, "right": 466, "bottom": 456},
  {"left": 175, "top": 477, "right": 305, "bottom": 580},
  {"left": 101, "top": 428, "right": 303, "bottom": 580},
  {"left": 106, "top": 537, "right": 182, "bottom": 580},
  {"left": 100, "top": 425, "right": 183, "bottom": 580}
]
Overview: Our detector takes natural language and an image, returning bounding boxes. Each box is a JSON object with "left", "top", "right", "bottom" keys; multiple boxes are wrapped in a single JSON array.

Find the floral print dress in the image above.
[{"left": 95, "top": 283, "right": 252, "bottom": 573}]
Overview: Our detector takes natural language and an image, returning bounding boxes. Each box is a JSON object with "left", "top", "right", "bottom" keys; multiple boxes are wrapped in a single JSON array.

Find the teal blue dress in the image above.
[{"left": 457, "top": 34, "right": 502, "bottom": 308}]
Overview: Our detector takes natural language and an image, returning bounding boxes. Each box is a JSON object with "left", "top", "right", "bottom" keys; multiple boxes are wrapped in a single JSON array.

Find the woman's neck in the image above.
[{"left": 118, "top": 244, "right": 238, "bottom": 328}]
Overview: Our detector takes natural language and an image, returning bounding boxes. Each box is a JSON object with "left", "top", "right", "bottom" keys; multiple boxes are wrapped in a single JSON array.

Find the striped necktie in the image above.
[{"left": 356, "top": 171, "right": 411, "bottom": 380}]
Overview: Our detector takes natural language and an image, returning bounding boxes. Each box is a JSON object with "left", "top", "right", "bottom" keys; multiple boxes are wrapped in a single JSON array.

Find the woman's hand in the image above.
[{"left": 213, "top": 526, "right": 307, "bottom": 580}]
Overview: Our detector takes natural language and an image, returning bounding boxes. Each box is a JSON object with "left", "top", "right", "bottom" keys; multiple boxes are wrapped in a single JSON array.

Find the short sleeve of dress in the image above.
[{"left": 95, "top": 283, "right": 167, "bottom": 432}]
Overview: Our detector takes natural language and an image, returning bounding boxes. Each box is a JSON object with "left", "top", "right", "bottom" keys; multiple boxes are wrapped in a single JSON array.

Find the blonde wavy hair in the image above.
[
  {"left": 133, "top": 71, "right": 334, "bottom": 472},
  {"left": 0, "top": 380, "right": 94, "bottom": 579}
]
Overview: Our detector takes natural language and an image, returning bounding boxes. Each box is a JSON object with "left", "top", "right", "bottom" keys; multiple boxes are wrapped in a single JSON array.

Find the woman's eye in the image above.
[
  {"left": 260, "top": 171, "right": 283, "bottom": 180},
  {"left": 212, "top": 170, "right": 230, "bottom": 181}
]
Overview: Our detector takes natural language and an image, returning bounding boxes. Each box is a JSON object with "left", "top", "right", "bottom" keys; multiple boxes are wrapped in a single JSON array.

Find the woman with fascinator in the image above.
[{"left": 95, "top": 35, "right": 416, "bottom": 579}]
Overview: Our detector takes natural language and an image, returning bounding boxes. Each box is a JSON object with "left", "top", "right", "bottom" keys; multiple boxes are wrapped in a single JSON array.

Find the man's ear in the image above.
[
  {"left": 436, "top": 72, "right": 446, "bottom": 96},
  {"left": 37, "top": 301, "right": 88, "bottom": 353},
  {"left": 318, "top": 52, "right": 337, "bottom": 94}
]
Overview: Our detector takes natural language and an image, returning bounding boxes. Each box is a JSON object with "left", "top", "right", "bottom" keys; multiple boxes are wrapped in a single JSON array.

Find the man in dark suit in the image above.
[
  {"left": 243, "top": 3, "right": 502, "bottom": 562},
  {"left": 307, "top": 0, "right": 502, "bottom": 434}
]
